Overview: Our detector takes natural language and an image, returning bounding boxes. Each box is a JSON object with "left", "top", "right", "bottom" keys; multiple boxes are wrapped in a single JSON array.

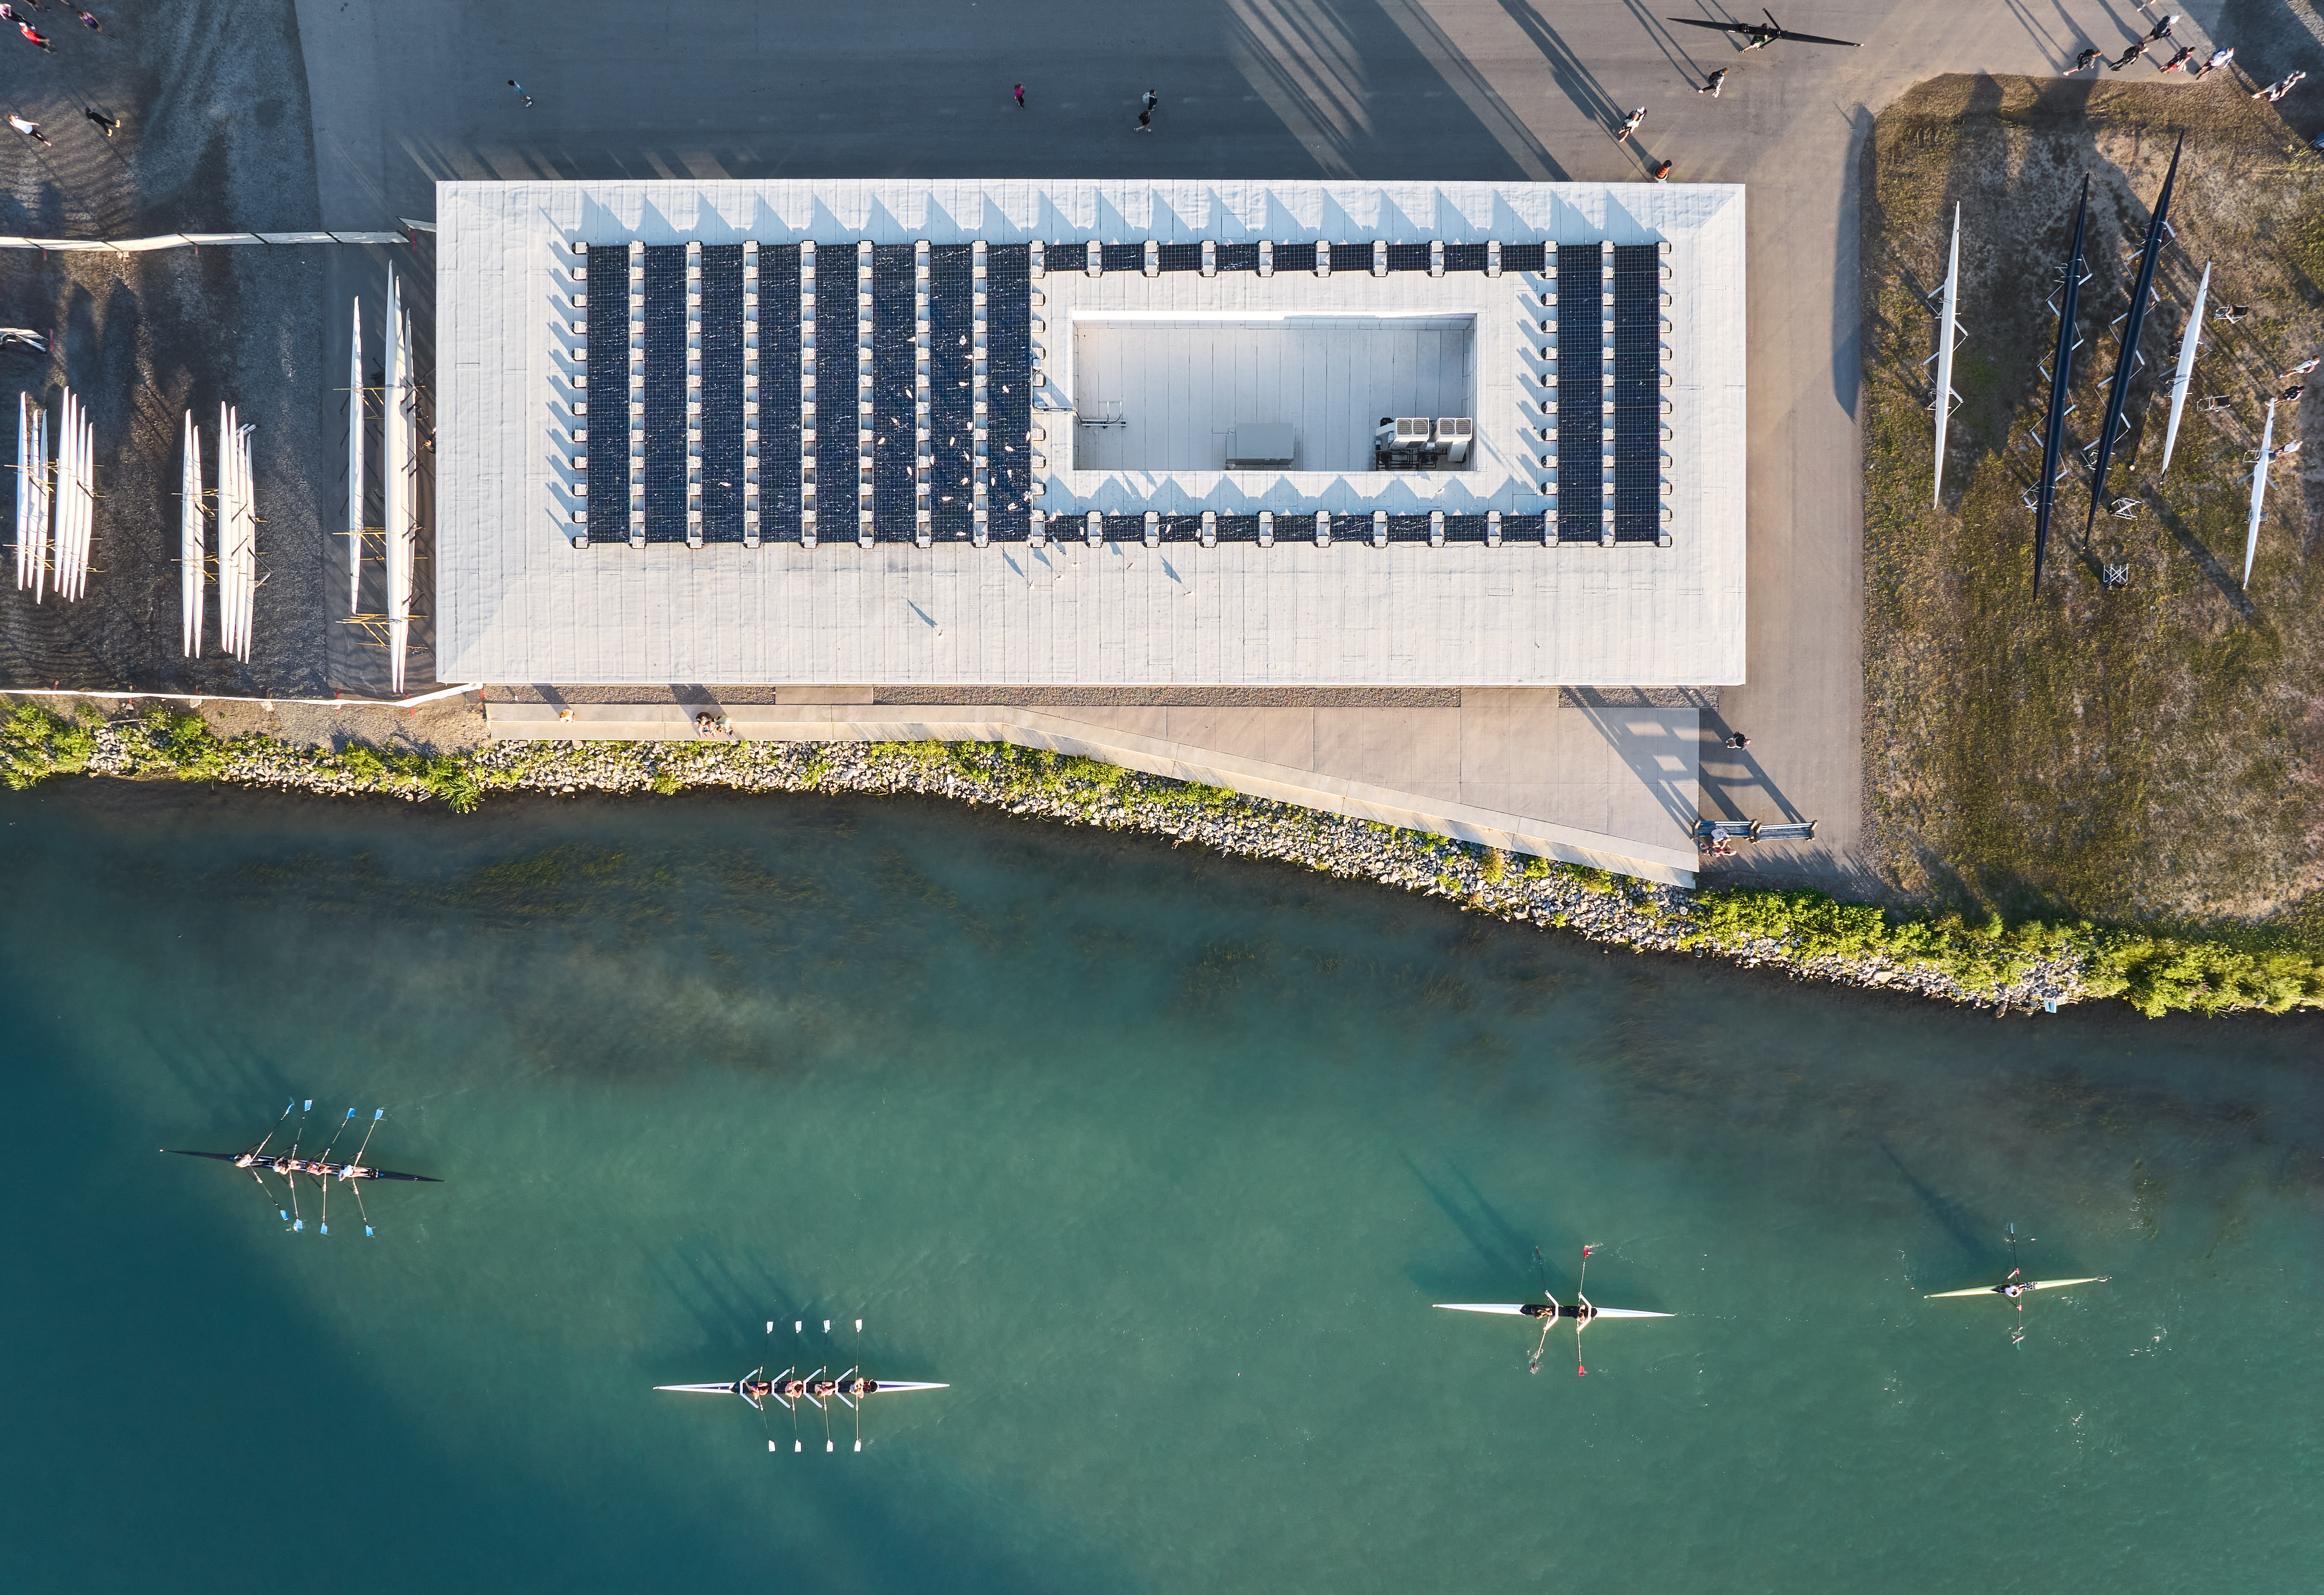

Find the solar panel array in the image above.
[
  {"left": 639, "top": 245, "right": 689, "bottom": 542},
  {"left": 985, "top": 244, "right": 1033, "bottom": 538},
  {"left": 928, "top": 244, "right": 976, "bottom": 540},
  {"left": 870, "top": 244, "right": 917, "bottom": 540},
  {"left": 757, "top": 245, "right": 804, "bottom": 536},
  {"left": 1610, "top": 244, "right": 1662, "bottom": 543},
  {"left": 698, "top": 244, "right": 745, "bottom": 543},
  {"left": 815, "top": 248, "right": 860, "bottom": 528},
  {"left": 569, "top": 234, "right": 1673, "bottom": 550},
  {"left": 1555, "top": 242, "right": 1604, "bottom": 542},
  {"left": 583, "top": 246, "right": 628, "bottom": 540}
]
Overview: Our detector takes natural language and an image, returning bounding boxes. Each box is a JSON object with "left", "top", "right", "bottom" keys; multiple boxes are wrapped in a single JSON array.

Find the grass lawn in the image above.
[{"left": 1862, "top": 74, "right": 2324, "bottom": 944}]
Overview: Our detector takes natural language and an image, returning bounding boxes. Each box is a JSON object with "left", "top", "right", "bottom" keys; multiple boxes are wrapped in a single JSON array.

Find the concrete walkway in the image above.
[{"left": 487, "top": 690, "right": 1706, "bottom": 885}]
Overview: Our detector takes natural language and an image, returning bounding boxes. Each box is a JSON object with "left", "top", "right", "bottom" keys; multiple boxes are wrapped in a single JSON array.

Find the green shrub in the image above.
[
  {"left": 140, "top": 710, "right": 228, "bottom": 778},
  {"left": 2081, "top": 931, "right": 2324, "bottom": 1017},
  {"left": 1480, "top": 847, "right": 1508, "bottom": 885},
  {"left": 0, "top": 702, "right": 95, "bottom": 788},
  {"left": 1521, "top": 853, "right": 1552, "bottom": 880}
]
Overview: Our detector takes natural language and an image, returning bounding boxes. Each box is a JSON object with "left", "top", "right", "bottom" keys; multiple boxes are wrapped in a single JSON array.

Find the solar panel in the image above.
[
  {"left": 1329, "top": 243, "right": 1373, "bottom": 272},
  {"left": 1213, "top": 513, "right": 1261, "bottom": 541},
  {"left": 584, "top": 245, "right": 629, "bottom": 542},
  {"left": 1330, "top": 512, "right": 1371, "bottom": 541},
  {"left": 1157, "top": 243, "right": 1201, "bottom": 272},
  {"left": 640, "top": 245, "right": 688, "bottom": 542},
  {"left": 1273, "top": 242, "right": 1318, "bottom": 272},
  {"left": 1385, "top": 243, "right": 1430, "bottom": 272},
  {"left": 1442, "top": 244, "right": 1488, "bottom": 273},
  {"left": 1502, "top": 510, "right": 1548, "bottom": 542},
  {"left": 1102, "top": 513, "right": 1144, "bottom": 541},
  {"left": 1046, "top": 242, "right": 1088, "bottom": 273},
  {"left": 1501, "top": 243, "right": 1546, "bottom": 273},
  {"left": 1611, "top": 244, "right": 1661, "bottom": 542},
  {"left": 1443, "top": 513, "right": 1490, "bottom": 541},
  {"left": 758, "top": 245, "right": 803, "bottom": 539},
  {"left": 1100, "top": 242, "right": 1144, "bottom": 271},
  {"left": 1555, "top": 242, "right": 1604, "bottom": 541},
  {"left": 814, "top": 250, "right": 858, "bottom": 527},
  {"left": 1215, "top": 243, "right": 1260, "bottom": 272},
  {"left": 870, "top": 243, "right": 916, "bottom": 541},
  {"left": 985, "top": 245, "right": 1033, "bottom": 538},
  {"left": 1387, "top": 513, "right": 1432, "bottom": 542},
  {"left": 698, "top": 244, "right": 745, "bottom": 544},
  {"left": 928, "top": 244, "right": 975, "bottom": 541}
]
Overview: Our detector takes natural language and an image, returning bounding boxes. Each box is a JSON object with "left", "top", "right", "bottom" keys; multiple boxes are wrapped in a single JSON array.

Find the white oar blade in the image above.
[
  {"left": 868, "top": 1381, "right": 948, "bottom": 1394},
  {"left": 2030, "top": 1277, "right": 2109, "bottom": 1291},
  {"left": 1587, "top": 1307, "right": 1673, "bottom": 1319},
  {"left": 653, "top": 1383, "right": 741, "bottom": 1395},
  {"left": 1433, "top": 1303, "right": 1529, "bottom": 1315}
]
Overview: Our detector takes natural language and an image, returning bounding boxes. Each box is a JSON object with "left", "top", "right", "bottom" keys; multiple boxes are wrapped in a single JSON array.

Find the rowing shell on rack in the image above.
[{"left": 1437, "top": 1245, "right": 1671, "bottom": 1376}]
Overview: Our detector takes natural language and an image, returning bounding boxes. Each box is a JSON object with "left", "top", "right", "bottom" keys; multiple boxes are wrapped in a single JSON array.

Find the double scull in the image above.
[{"left": 1436, "top": 1245, "right": 1671, "bottom": 1376}]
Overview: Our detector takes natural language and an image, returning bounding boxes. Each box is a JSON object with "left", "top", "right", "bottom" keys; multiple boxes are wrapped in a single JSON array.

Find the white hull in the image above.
[{"left": 1435, "top": 1302, "right": 1671, "bottom": 1319}]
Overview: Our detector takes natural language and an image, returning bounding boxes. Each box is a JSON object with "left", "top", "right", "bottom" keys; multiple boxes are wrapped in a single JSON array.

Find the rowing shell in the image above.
[
  {"left": 165, "top": 1150, "right": 441, "bottom": 1183},
  {"left": 1925, "top": 1277, "right": 2108, "bottom": 1299},
  {"left": 1434, "top": 1303, "right": 1672, "bottom": 1319}
]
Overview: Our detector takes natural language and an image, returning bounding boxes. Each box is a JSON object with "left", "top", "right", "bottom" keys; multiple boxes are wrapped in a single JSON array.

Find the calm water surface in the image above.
[{"left": 1, "top": 782, "right": 2318, "bottom": 1593}]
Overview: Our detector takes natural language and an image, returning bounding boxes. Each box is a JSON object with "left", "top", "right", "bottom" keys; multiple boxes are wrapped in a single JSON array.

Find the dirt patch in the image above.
[{"left": 1862, "top": 73, "right": 2324, "bottom": 930}]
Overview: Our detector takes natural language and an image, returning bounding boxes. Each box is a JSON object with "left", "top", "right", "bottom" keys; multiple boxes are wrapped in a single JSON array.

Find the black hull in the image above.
[{"left": 163, "top": 1149, "right": 442, "bottom": 1182}]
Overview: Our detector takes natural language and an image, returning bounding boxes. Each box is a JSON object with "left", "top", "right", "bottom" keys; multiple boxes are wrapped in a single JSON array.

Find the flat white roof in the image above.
[{"left": 436, "top": 178, "right": 1745, "bottom": 685}]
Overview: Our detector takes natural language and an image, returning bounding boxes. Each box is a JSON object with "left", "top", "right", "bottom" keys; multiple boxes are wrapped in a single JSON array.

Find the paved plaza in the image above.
[{"left": 10, "top": 0, "right": 2316, "bottom": 885}]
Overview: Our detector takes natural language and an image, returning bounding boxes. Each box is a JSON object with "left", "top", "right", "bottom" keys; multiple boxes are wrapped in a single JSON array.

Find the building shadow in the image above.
[
  {"left": 1490, "top": 0, "right": 1624, "bottom": 130},
  {"left": 1573, "top": 701, "right": 1704, "bottom": 837}
]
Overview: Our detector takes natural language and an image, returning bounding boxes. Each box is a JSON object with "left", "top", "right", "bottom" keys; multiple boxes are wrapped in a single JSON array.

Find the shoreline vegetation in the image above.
[{"left": 6, "top": 699, "right": 2320, "bottom": 1019}]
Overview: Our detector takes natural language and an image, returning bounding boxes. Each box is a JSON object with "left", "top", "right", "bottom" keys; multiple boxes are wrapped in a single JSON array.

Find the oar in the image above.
[
  {"left": 1574, "top": 1244, "right": 1598, "bottom": 1377},
  {"left": 315, "top": 1110, "right": 357, "bottom": 1236},
  {"left": 349, "top": 1179, "right": 374, "bottom": 1237},
  {"left": 350, "top": 1108, "right": 385, "bottom": 1170},
  {"left": 249, "top": 1099, "right": 296, "bottom": 1159},
  {"left": 1528, "top": 1296, "right": 1558, "bottom": 1374}
]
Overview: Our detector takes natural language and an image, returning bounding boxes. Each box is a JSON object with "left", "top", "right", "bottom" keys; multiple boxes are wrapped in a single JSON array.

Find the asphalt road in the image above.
[{"left": 17, "top": 0, "right": 2324, "bottom": 878}]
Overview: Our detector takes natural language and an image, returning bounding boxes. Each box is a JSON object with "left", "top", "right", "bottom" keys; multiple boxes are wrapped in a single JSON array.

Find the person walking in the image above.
[
  {"left": 1615, "top": 105, "right": 1645, "bottom": 142},
  {"left": 1013, "top": 83, "right": 1025, "bottom": 107},
  {"left": 9, "top": 112, "right": 49, "bottom": 146},
  {"left": 2255, "top": 70, "right": 2306, "bottom": 102},
  {"left": 1142, "top": 88, "right": 1158, "bottom": 113},
  {"left": 2278, "top": 384, "right": 2306, "bottom": 405},
  {"left": 2109, "top": 41, "right": 2145, "bottom": 71},
  {"left": 1697, "top": 67, "right": 1728, "bottom": 97},
  {"left": 2194, "top": 46, "right": 2233, "bottom": 78},
  {"left": 2159, "top": 44, "right": 2196, "bottom": 73},
  {"left": 1724, "top": 731, "right": 1751, "bottom": 750},
  {"left": 1650, "top": 159, "right": 1673, "bottom": 182},
  {"left": 507, "top": 79, "right": 533, "bottom": 108},
  {"left": 2146, "top": 13, "right": 2177, "bottom": 42},
  {"left": 2279, "top": 356, "right": 2320, "bottom": 379},
  {"left": 1135, "top": 106, "right": 1152, "bottom": 133},
  {"left": 75, "top": 6, "right": 96, "bottom": 28},
  {"left": 17, "top": 19, "right": 51, "bottom": 48},
  {"left": 2069, "top": 47, "right": 2101, "bottom": 74},
  {"left": 82, "top": 104, "right": 116, "bottom": 136}
]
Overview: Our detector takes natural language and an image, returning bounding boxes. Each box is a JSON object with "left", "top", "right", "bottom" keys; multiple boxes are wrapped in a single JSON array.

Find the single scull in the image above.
[{"left": 1924, "top": 1224, "right": 2107, "bottom": 1343}]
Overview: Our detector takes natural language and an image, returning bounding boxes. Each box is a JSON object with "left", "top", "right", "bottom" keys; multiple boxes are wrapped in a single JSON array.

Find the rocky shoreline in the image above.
[{"left": 62, "top": 710, "right": 2093, "bottom": 1013}]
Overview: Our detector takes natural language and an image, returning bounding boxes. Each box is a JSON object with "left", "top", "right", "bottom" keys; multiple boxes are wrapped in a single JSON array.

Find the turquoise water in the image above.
[{"left": 2, "top": 782, "right": 2319, "bottom": 1592}]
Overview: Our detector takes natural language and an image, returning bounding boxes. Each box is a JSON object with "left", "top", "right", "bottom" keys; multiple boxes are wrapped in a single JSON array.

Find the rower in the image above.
[
  {"left": 1519, "top": 1302, "right": 1555, "bottom": 1319},
  {"left": 809, "top": 1374, "right": 841, "bottom": 1401},
  {"left": 741, "top": 1374, "right": 774, "bottom": 1403},
  {"left": 845, "top": 1375, "right": 877, "bottom": 1399},
  {"left": 777, "top": 1373, "right": 809, "bottom": 1401}
]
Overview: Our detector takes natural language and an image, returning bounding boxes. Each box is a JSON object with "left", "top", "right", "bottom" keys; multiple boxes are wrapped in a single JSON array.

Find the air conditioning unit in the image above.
[
  {"left": 1394, "top": 417, "right": 1432, "bottom": 445},
  {"left": 1434, "top": 417, "right": 1474, "bottom": 464}
]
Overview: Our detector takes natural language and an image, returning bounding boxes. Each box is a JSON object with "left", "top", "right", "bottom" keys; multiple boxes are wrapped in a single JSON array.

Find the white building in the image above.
[{"left": 436, "top": 178, "right": 1745, "bottom": 687}]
